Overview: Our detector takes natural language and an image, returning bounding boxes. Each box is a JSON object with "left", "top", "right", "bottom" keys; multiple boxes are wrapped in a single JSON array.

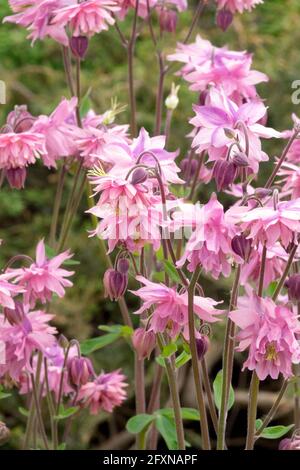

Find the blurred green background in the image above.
[{"left": 0, "top": 0, "right": 300, "bottom": 450}]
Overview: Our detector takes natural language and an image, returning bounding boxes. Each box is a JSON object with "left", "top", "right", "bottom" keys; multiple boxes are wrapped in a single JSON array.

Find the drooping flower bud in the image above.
[
  {"left": 285, "top": 274, "right": 300, "bottom": 301},
  {"left": 3, "top": 301, "right": 25, "bottom": 326},
  {"left": 70, "top": 36, "right": 89, "bottom": 59},
  {"left": 103, "top": 268, "right": 128, "bottom": 301},
  {"left": 213, "top": 159, "right": 237, "bottom": 191},
  {"left": 254, "top": 187, "right": 273, "bottom": 199},
  {"left": 231, "top": 152, "right": 249, "bottom": 168},
  {"left": 231, "top": 234, "right": 252, "bottom": 262},
  {"left": 117, "top": 258, "right": 130, "bottom": 275},
  {"left": 216, "top": 9, "right": 233, "bottom": 31},
  {"left": 279, "top": 437, "right": 300, "bottom": 450},
  {"left": 5, "top": 167, "right": 27, "bottom": 189},
  {"left": 180, "top": 157, "right": 198, "bottom": 183},
  {"left": 159, "top": 8, "right": 177, "bottom": 33},
  {"left": 196, "top": 335, "right": 210, "bottom": 361},
  {"left": 132, "top": 328, "right": 156, "bottom": 360},
  {"left": 58, "top": 334, "right": 69, "bottom": 349},
  {"left": 165, "top": 83, "right": 180, "bottom": 111},
  {"left": 68, "top": 356, "right": 94, "bottom": 387},
  {"left": 131, "top": 168, "right": 148, "bottom": 186},
  {"left": 0, "top": 422, "right": 10, "bottom": 445}
]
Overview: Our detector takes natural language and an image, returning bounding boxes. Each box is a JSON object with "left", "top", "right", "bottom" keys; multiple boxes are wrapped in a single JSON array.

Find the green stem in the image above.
[
  {"left": 245, "top": 372, "right": 260, "bottom": 450},
  {"left": 49, "top": 164, "right": 66, "bottom": 248},
  {"left": 30, "top": 374, "right": 49, "bottom": 450},
  {"left": 255, "top": 379, "right": 288, "bottom": 439}
]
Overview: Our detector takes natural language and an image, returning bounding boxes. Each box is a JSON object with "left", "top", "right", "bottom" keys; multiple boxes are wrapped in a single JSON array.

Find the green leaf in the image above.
[
  {"left": 18, "top": 406, "right": 29, "bottom": 417},
  {"left": 265, "top": 281, "right": 278, "bottom": 297},
  {"left": 155, "top": 355, "right": 166, "bottom": 368},
  {"left": 54, "top": 406, "right": 79, "bottom": 421},
  {"left": 80, "top": 332, "right": 121, "bottom": 355},
  {"left": 98, "top": 324, "right": 133, "bottom": 338},
  {"left": 162, "top": 342, "right": 177, "bottom": 358},
  {"left": 0, "top": 385, "right": 11, "bottom": 400},
  {"left": 80, "top": 87, "right": 92, "bottom": 117},
  {"left": 163, "top": 260, "right": 181, "bottom": 284},
  {"left": 255, "top": 420, "right": 294, "bottom": 439},
  {"left": 213, "top": 369, "right": 235, "bottom": 412},
  {"left": 126, "top": 414, "right": 155, "bottom": 434},
  {"left": 155, "top": 415, "right": 178, "bottom": 450},
  {"left": 44, "top": 244, "right": 79, "bottom": 266},
  {"left": 57, "top": 443, "right": 66, "bottom": 450},
  {"left": 175, "top": 351, "right": 191, "bottom": 368},
  {"left": 157, "top": 408, "right": 200, "bottom": 421}
]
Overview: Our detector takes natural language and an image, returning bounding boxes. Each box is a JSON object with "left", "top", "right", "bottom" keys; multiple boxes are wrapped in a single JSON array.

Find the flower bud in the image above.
[
  {"left": 231, "top": 234, "right": 252, "bottom": 262},
  {"left": 117, "top": 258, "right": 130, "bottom": 275},
  {"left": 58, "top": 334, "right": 69, "bottom": 349},
  {"left": 0, "top": 422, "right": 10, "bottom": 445},
  {"left": 198, "top": 90, "right": 209, "bottom": 106},
  {"left": 3, "top": 301, "right": 25, "bottom": 326},
  {"left": 254, "top": 187, "right": 273, "bottom": 199},
  {"left": 213, "top": 159, "right": 237, "bottom": 191},
  {"left": 5, "top": 167, "right": 26, "bottom": 189},
  {"left": 196, "top": 335, "right": 210, "bottom": 361},
  {"left": 231, "top": 152, "right": 249, "bottom": 167},
  {"left": 70, "top": 36, "right": 89, "bottom": 59},
  {"left": 180, "top": 157, "right": 198, "bottom": 182},
  {"left": 279, "top": 438, "right": 300, "bottom": 450},
  {"left": 131, "top": 168, "right": 148, "bottom": 185},
  {"left": 68, "top": 356, "right": 94, "bottom": 387},
  {"left": 216, "top": 9, "right": 233, "bottom": 31},
  {"left": 285, "top": 274, "right": 300, "bottom": 301},
  {"left": 103, "top": 268, "right": 128, "bottom": 301},
  {"left": 132, "top": 328, "right": 156, "bottom": 360},
  {"left": 159, "top": 8, "right": 177, "bottom": 33},
  {"left": 165, "top": 83, "right": 180, "bottom": 110}
]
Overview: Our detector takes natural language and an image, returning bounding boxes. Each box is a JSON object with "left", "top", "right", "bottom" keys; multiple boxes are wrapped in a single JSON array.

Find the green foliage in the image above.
[
  {"left": 213, "top": 370, "right": 235, "bottom": 412},
  {"left": 255, "top": 420, "right": 294, "bottom": 440}
]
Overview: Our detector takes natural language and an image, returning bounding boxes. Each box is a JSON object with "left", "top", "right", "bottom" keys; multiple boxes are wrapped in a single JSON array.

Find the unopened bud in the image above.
[
  {"left": 231, "top": 152, "right": 249, "bottom": 167},
  {"left": 6, "top": 167, "right": 26, "bottom": 189},
  {"left": 285, "top": 274, "right": 300, "bottom": 301},
  {"left": 0, "top": 422, "right": 10, "bottom": 445},
  {"left": 132, "top": 328, "right": 156, "bottom": 360},
  {"left": 68, "top": 356, "right": 94, "bottom": 387},
  {"left": 213, "top": 159, "right": 237, "bottom": 191},
  {"left": 254, "top": 187, "right": 273, "bottom": 199},
  {"left": 131, "top": 168, "right": 148, "bottom": 185},
  {"left": 279, "top": 437, "right": 300, "bottom": 450},
  {"left": 180, "top": 157, "right": 198, "bottom": 182},
  {"left": 216, "top": 9, "right": 233, "bottom": 31},
  {"left": 3, "top": 301, "right": 25, "bottom": 326},
  {"left": 117, "top": 258, "right": 130, "bottom": 275},
  {"left": 58, "top": 334, "right": 69, "bottom": 349},
  {"left": 159, "top": 8, "right": 177, "bottom": 33},
  {"left": 231, "top": 234, "right": 252, "bottom": 262},
  {"left": 196, "top": 335, "right": 210, "bottom": 361},
  {"left": 70, "top": 36, "right": 89, "bottom": 59},
  {"left": 103, "top": 268, "right": 128, "bottom": 301},
  {"left": 165, "top": 83, "right": 180, "bottom": 111}
]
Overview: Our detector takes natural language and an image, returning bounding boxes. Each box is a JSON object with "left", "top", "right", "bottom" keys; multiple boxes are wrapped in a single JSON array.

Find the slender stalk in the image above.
[
  {"left": 188, "top": 266, "right": 211, "bottom": 450},
  {"left": 44, "top": 358, "right": 58, "bottom": 449},
  {"left": 216, "top": 265, "right": 241, "bottom": 450},
  {"left": 272, "top": 243, "right": 298, "bottom": 301},
  {"left": 188, "top": 151, "right": 205, "bottom": 201},
  {"left": 147, "top": 363, "right": 164, "bottom": 450},
  {"left": 49, "top": 164, "right": 66, "bottom": 248},
  {"left": 245, "top": 372, "right": 260, "bottom": 450},
  {"left": 201, "top": 359, "right": 218, "bottom": 435},
  {"left": 30, "top": 374, "right": 49, "bottom": 450},
  {"left": 154, "top": 53, "right": 166, "bottom": 136},
  {"left": 258, "top": 244, "right": 267, "bottom": 296},
  {"left": 62, "top": 47, "right": 75, "bottom": 97},
  {"left": 135, "top": 356, "right": 146, "bottom": 449},
  {"left": 127, "top": 3, "right": 139, "bottom": 137},
  {"left": 183, "top": 1, "right": 207, "bottom": 44},
  {"left": 23, "top": 352, "right": 43, "bottom": 449},
  {"left": 164, "top": 110, "right": 173, "bottom": 147},
  {"left": 255, "top": 379, "right": 288, "bottom": 439}
]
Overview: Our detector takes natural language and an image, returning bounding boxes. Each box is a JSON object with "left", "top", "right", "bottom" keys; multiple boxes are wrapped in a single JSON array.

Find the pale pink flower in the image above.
[
  {"left": 190, "top": 88, "right": 281, "bottom": 173},
  {"left": 216, "top": 0, "right": 263, "bottom": 14},
  {"left": 229, "top": 293, "right": 300, "bottom": 380},
  {"left": 0, "top": 131, "right": 46, "bottom": 170},
  {"left": 77, "top": 370, "right": 127, "bottom": 414},
  {"left": 277, "top": 162, "right": 300, "bottom": 199},
  {"left": 4, "top": 0, "right": 70, "bottom": 45},
  {"left": 131, "top": 275, "right": 222, "bottom": 338},
  {"left": 51, "top": 0, "right": 120, "bottom": 37},
  {"left": 240, "top": 199, "right": 300, "bottom": 249},
  {"left": 0, "top": 273, "right": 24, "bottom": 310},
  {"left": 9, "top": 239, "right": 74, "bottom": 307},
  {"left": 178, "top": 194, "right": 240, "bottom": 279},
  {"left": 0, "top": 307, "right": 57, "bottom": 381}
]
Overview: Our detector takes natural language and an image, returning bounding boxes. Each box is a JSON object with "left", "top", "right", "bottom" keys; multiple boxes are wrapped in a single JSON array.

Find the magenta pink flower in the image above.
[
  {"left": 9, "top": 239, "right": 74, "bottom": 307},
  {"left": 277, "top": 162, "right": 300, "bottom": 199},
  {"left": 0, "top": 131, "right": 46, "bottom": 171},
  {"left": 4, "top": 0, "right": 70, "bottom": 45},
  {"left": 240, "top": 199, "right": 300, "bottom": 249},
  {"left": 115, "top": 0, "right": 187, "bottom": 21},
  {"left": 77, "top": 370, "right": 127, "bottom": 414},
  {"left": 229, "top": 294, "right": 300, "bottom": 380},
  {"left": 190, "top": 88, "right": 281, "bottom": 173},
  {"left": 0, "top": 273, "right": 24, "bottom": 310},
  {"left": 0, "top": 307, "right": 57, "bottom": 381},
  {"left": 178, "top": 194, "right": 239, "bottom": 279},
  {"left": 131, "top": 275, "right": 221, "bottom": 338},
  {"left": 51, "top": 0, "right": 120, "bottom": 37},
  {"left": 216, "top": 0, "right": 263, "bottom": 14}
]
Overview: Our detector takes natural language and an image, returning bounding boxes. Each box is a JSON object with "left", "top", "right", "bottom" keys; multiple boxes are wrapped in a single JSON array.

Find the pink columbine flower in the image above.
[
  {"left": 168, "top": 35, "right": 267, "bottom": 101},
  {"left": 9, "top": 239, "right": 74, "bottom": 307},
  {"left": 0, "top": 306, "right": 57, "bottom": 381},
  {"left": 77, "top": 370, "right": 127, "bottom": 414},
  {"left": 131, "top": 276, "right": 221, "bottom": 338},
  {"left": 229, "top": 293, "right": 300, "bottom": 380},
  {"left": 51, "top": 0, "right": 120, "bottom": 37},
  {"left": 0, "top": 131, "right": 46, "bottom": 171},
  {"left": 240, "top": 198, "right": 300, "bottom": 249},
  {"left": 190, "top": 88, "right": 281, "bottom": 174},
  {"left": 115, "top": 0, "right": 187, "bottom": 21},
  {"left": 0, "top": 273, "right": 24, "bottom": 310},
  {"left": 4, "top": 0, "right": 70, "bottom": 46},
  {"left": 177, "top": 194, "right": 240, "bottom": 279},
  {"left": 216, "top": 0, "right": 263, "bottom": 14}
]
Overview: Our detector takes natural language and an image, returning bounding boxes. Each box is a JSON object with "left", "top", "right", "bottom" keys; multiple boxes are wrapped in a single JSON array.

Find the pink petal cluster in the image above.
[
  {"left": 115, "top": 0, "right": 187, "bottom": 21},
  {"left": 216, "top": 0, "right": 263, "bottom": 14},
  {"left": 131, "top": 275, "right": 221, "bottom": 338},
  {"left": 77, "top": 370, "right": 127, "bottom": 414},
  {"left": 0, "top": 274, "right": 24, "bottom": 309},
  {"left": 229, "top": 294, "right": 300, "bottom": 380},
  {"left": 8, "top": 239, "right": 74, "bottom": 307},
  {"left": 0, "top": 131, "right": 46, "bottom": 170}
]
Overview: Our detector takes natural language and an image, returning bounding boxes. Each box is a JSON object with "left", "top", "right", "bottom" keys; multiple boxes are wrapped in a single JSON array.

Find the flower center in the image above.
[{"left": 265, "top": 342, "right": 278, "bottom": 361}]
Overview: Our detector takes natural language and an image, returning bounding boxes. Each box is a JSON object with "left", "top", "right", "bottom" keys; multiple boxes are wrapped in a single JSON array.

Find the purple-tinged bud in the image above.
[
  {"left": 7, "top": 105, "right": 35, "bottom": 133},
  {"left": 213, "top": 159, "right": 237, "bottom": 191},
  {"left": 70, "top": 36, "right": 89, "bottom": 59},
  {"left": 6, "top": 167, "right": 26, "bottom": 189},
  {"left": 216, "top": 9, "right": 233, "bottom": 31},
  {"left": 159, "top": 8, "right": 177, "bottom": 33},
  {"left": 117, "top": 258, "right": 130, "bottom": 275},
  {"left": 198, "top": 90, "right": 209, "bottom": 106},
  {"left": 231, "top": 234, "right": 252, "bottom": 262},
  {"left": 68, "top": 356, "right": 94, "bottom": 387},
  {"left": 103, "top": 268, "right": 128, "bottom": 301},
  {"left": 279, "top": 437, "right": 300, "bottom": 450},
  {"left": 130, "top": 168, "right": 148, "bottom": 185},
  {"left": 196, "top": 335, "right": 210, "bottom": 361},
  {"left": 231, "top": 152, "right": 249, "bottom": 167},
  {"left": 254, "top": 187, "right": 273, "bottom": 199},
  {"left": 58, "top": 334, "right": 69, "bottom": 349},
  {"left": 180, "top": 157, "right": 198, "bottom": 182},
  {"left": 0, "top": 422, "right": 10, "bottom": 445},
  {"left": 3, "top": 301, "right": 25, "bottom": 326},
  {"left": 132, "top": 328, "right": 156, "bottom": 360},
  {"left": 285, "top": 274, "right": 300, "bottom": 301}
]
